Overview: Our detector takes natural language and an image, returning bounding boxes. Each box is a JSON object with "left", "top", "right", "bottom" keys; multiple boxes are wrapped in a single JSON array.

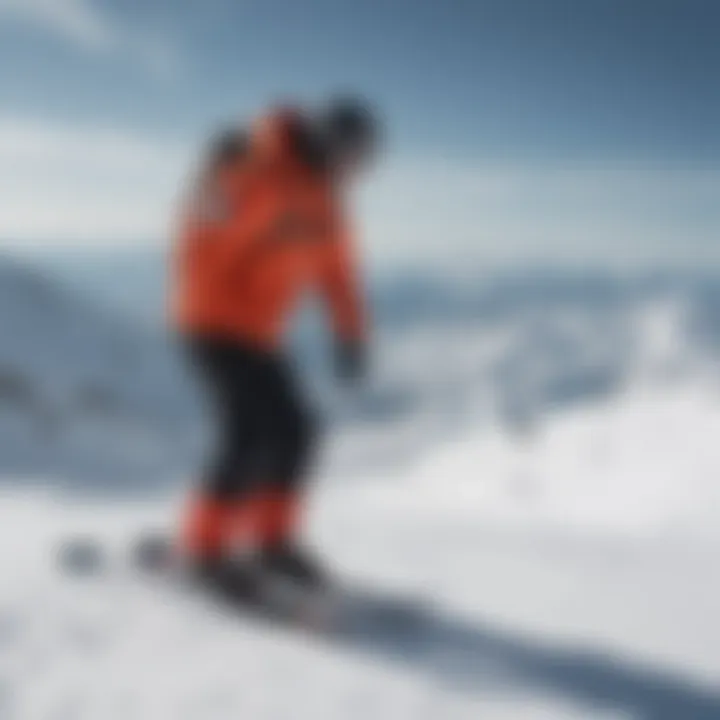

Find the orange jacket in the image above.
[{"left": 171, "top": 110, "right": 367, "bottom": 350}]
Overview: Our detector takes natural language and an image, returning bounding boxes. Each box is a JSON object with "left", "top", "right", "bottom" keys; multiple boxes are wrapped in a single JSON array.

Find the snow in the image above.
[
  {"left": 389, "top": 383, "right": 720, "bottom": 539},
  {"left": 2, "top": 259, "right": 720, "bottom": 717},
  {"left": 2, "top": 385, "right": 720, "bottom": 719}
]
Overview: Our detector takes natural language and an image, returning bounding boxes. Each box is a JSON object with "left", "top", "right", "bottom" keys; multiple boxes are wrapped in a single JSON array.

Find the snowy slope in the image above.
[
  {"left": 386, "top": 383, "right": 720, "bottom": 539},
  {"left": 2, "top": 387, "right": 720, "bottom": 719}
]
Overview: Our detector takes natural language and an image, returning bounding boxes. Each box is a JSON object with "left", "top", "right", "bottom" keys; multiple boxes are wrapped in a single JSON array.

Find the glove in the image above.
[{"left": 334, "top": 339, "right": 367, "bottom": 384}]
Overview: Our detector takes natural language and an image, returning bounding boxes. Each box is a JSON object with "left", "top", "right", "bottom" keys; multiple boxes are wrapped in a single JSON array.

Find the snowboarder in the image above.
[{"left": 170, "top": 98, "right": 378, "bottom": 598}]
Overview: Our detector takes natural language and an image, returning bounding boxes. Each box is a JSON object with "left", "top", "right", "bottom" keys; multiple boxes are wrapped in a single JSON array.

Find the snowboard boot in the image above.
[
  {"left": 191, "top": 554, "right": 262, "bottom": 605},
  {"left": 259, "top": 543, "right": 328, "bottom": 591}
]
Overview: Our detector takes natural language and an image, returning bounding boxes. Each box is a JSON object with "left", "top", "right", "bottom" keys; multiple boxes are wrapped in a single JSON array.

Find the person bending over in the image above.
[{"left": 171, "top": 98, "right": 378, "bottom": 592}]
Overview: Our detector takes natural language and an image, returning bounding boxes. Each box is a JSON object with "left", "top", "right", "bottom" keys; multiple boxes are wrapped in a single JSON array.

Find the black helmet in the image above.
[
  {"left": 206, "top": 127, "right": 248, "bottom": 171},
  {"left": 321, "top": 96, "right": 379, "bottom": 167}
]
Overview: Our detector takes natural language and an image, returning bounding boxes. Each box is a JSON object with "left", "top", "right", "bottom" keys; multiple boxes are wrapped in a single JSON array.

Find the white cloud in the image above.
[
  {"left": 0, "top": 0, "right": 178, "bottom": 78},
  {"left": 1, "top": 115, "right": 719, "bottom": 269},
  {"left": 0, "top": 0, "right": 111, "bottom": 49},
  {"left": 0, "top": 116, "right": 193, "bottom": 247},
  {"left": 359, "top": 159, "right": 720, "bottom": 270}
]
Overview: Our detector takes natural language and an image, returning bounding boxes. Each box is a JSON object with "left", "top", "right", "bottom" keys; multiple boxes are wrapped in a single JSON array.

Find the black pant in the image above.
[{"left": 186, "top": 335, "right": 315, "bottom": 500}]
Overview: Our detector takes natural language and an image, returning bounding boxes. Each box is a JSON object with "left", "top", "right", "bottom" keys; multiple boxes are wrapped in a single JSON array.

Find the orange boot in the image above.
[
  {"left": 181, "top": 494, "right": 235, "bottom": 562},
  {"left": 256, "top": 490, "right": 301, "bottom": 549},
  {"left": 224, "top": 493, "right": 268, "bottom": 554}
]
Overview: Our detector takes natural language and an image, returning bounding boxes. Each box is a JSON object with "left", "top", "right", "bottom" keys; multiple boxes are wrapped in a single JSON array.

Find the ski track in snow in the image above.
[{"left": 2, "top": 387, "right": 720, "bottom": 719}]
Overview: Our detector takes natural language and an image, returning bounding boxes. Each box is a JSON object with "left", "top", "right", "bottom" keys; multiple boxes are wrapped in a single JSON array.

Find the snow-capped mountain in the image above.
[
  {"left": 365, "top": 269, "right": 720, "bottom": 425},
  {"left": 0, "top": 257, "right": 198, "bottom": 493},
  {"left": 3, "top": 254, "right": 720, "bottom": 494}
]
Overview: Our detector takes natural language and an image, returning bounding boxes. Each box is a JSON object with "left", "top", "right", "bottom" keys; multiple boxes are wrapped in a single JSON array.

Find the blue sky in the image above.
[{"left": 0, "top": 0, "right": 718, "bottom": 269}]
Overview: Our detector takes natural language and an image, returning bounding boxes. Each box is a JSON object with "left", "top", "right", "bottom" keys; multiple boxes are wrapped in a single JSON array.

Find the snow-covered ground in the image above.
[
  {"left": 2, "top": 385, "right": 720, "bottom": 719},
  {"left": 3, "top": 258, "right": 720, "bottom": 717}
]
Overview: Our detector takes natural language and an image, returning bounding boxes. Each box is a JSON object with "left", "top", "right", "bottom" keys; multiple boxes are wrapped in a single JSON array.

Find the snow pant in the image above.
[{"left": 182, "top": 334, "right": 316, "bottom": 557}]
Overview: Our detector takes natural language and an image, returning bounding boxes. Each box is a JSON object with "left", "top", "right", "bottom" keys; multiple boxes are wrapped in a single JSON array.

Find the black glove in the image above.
[{"left": 334, "top": 340, "right": 367, "bottom": 384}]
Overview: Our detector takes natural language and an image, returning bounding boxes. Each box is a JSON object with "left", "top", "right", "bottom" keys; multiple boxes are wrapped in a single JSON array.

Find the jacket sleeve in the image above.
[
  {"left": 318, "top": 221, "right": 368, "bottom": 343},
  {"left": 184, "top": 166, "right": 278, "bottom": 271}
]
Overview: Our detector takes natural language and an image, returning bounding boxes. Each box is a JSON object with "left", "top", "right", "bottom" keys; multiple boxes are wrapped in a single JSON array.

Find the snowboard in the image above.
[{"left": 56, "top": 532, "right": 427, "bottom": 640}]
